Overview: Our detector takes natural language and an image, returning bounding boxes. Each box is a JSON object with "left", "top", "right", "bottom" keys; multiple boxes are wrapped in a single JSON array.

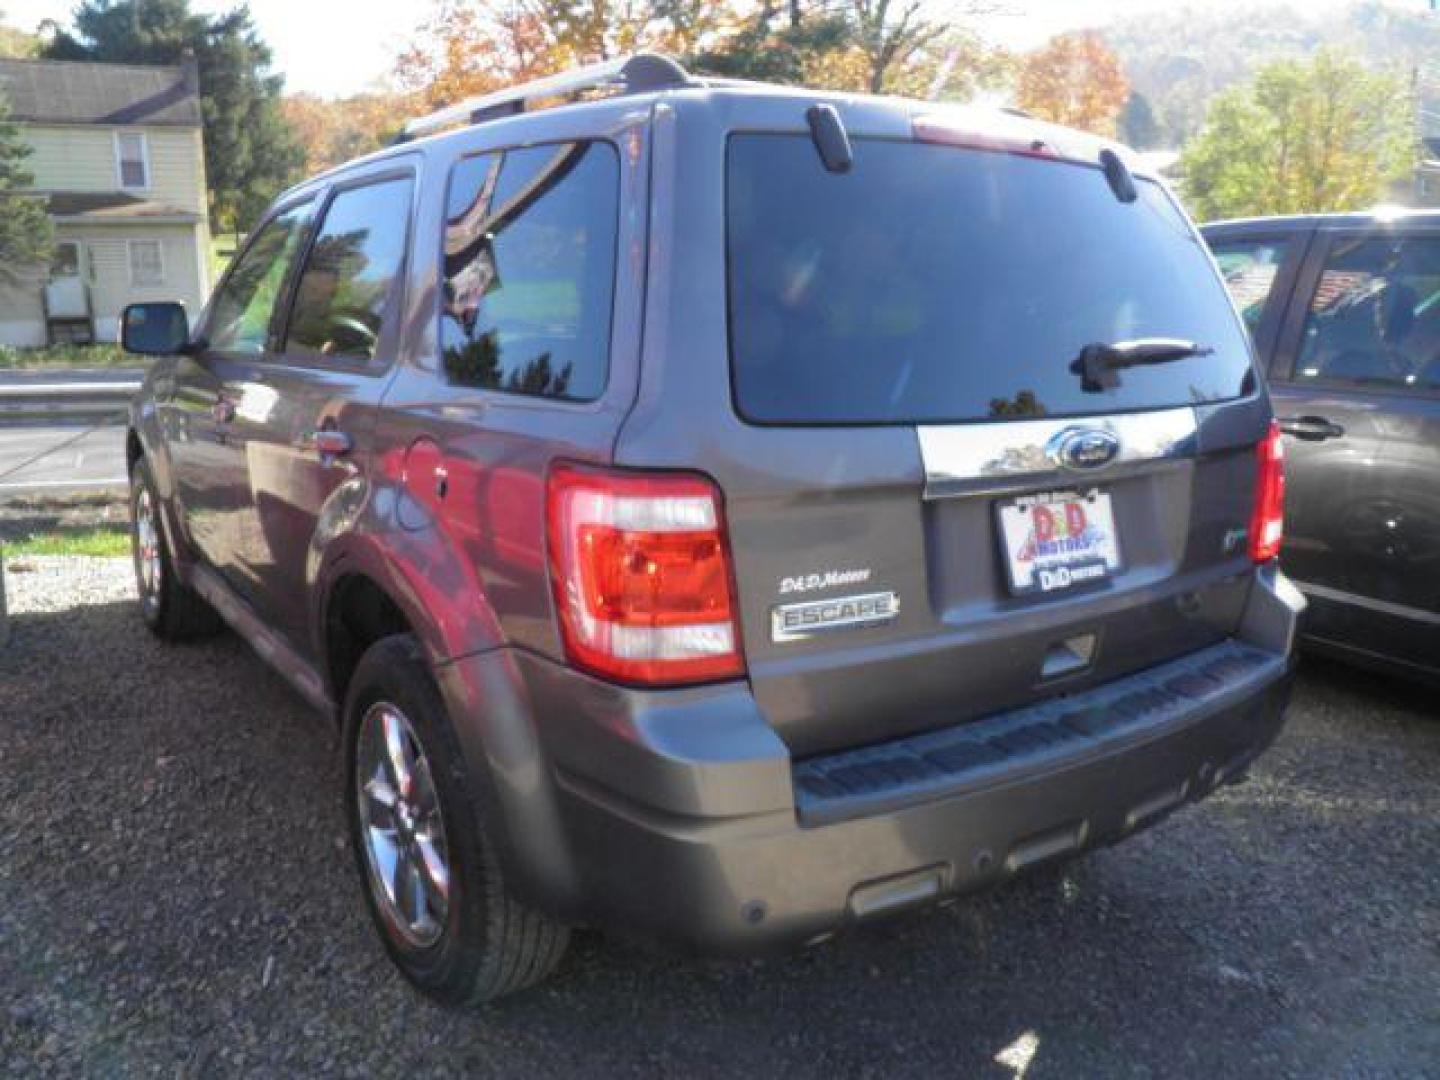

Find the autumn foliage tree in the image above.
[
  {"left": 1180, "top": 49, "right": 1414, "bottom": 220},
  {"left": 395, "top": 0, "right": 733, "bottom": 109},
  {"left": 397, "top": 0, "right": 1010, "bottom": 108},
  {"left": 281, "top": 93, "right": 409, "bottom": 174},
  {"left": 1016, "top": 31, "right": 1128, "bottom": 136}
]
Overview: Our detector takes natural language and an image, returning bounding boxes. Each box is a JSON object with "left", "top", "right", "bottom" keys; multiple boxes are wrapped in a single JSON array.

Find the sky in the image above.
[{"left": 1, "top": 0, "right": 1434, "bottom": 99}]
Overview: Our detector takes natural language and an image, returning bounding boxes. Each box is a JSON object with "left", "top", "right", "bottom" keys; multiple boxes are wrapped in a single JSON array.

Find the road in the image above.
[
  {"left": 0, "top": 421, "right": 128, "bottom": 494},
  {"left": 1, "top": 558, "right": 1437, "bottom": 1077}
]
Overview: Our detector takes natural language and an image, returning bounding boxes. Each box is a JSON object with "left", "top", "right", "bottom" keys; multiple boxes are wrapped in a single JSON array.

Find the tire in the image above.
[
  {"left": 343, "top": 634, "right": 569, "bottom": 1005},
  {"left": 129, "top": 457, "right": 224, "bottom": 641}
]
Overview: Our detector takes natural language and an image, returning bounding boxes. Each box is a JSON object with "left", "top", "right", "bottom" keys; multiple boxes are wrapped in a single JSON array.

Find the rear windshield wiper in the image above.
[{"left": 1071, "top": 338, "right": 1214, "bottom": 392}]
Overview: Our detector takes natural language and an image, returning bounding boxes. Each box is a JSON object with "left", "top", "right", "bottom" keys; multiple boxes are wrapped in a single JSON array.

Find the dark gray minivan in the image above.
[
  {"left": 122, "top": 55, "right": 1302, "bottom": 1005},
  {"left": 1205, "top": 211, "right": 1440, "bottom": 683}
]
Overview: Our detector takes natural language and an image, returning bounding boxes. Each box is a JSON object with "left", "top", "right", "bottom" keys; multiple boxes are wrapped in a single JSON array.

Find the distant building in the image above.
[{"left": 0, "top": 57, "right": 210, "bottom": 346}]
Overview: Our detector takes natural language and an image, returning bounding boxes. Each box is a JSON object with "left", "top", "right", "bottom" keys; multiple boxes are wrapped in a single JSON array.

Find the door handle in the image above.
[
  {"left": 307, "top": 428, "right": 353, "bottom": 460},
  {"left": 1277, "top": 415, "right": 1344, "bottom": 442}
]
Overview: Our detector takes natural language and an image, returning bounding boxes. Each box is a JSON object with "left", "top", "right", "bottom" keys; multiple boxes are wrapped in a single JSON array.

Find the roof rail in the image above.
[{"left": 401, "top": 53, "right": 691, "bottom": 141}]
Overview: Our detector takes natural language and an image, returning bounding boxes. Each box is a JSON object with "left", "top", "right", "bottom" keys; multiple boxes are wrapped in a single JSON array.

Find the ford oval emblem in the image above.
[{"left": 1048, "top": 427, "right": 1122, "bottom": 470}]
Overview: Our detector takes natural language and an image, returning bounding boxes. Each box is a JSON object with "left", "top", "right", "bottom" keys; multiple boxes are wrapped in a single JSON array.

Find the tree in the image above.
[
  {"left": 0, "top": 94, "right": 53, "bottom": 284},
  {"left": 281, "top": 92, "right": 408, "bottom": 175},
  {"left": 1118, "top": 90, "right": 1161, "bottom": 149},
  {"left": 691, "top": 0, "right": 1009, "bottom": 99},
  {"left": 42, "top": 0, "right": 304, "bottom": 233},
  {"left": 396, "top": 0, "right": 734, "bottom": 109},
  {"left": 1016, "top": 31, "right": 1129, "bottom": 136},
  {"left": 0, "top": 11, "right": 40, "bottom": 58},
  {"left": 1180, "top": 50, "right": 1415, "bottom": 220}
]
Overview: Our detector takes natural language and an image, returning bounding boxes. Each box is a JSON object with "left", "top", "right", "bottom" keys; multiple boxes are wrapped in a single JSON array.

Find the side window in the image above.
[
  {"left": 207, "top": 202, "right": 314, "bottom": 355},
  {"left": 441, "top": 141, "right": 619, "bottom": 401},
  {"left": 1211, "top": 238, "right": 1291, "bottom": 333},
  {"left": 1295, "top": 236, "right": 1440, "bottom": 390},
  {"left": 283, "top": 176, "right": 414, "bottom": 364}
]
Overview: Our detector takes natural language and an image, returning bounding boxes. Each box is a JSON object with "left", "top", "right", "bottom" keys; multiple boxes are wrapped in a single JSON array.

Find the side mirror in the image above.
[{"left": 122, "top": 302, "right": 190, "bottom": 356}]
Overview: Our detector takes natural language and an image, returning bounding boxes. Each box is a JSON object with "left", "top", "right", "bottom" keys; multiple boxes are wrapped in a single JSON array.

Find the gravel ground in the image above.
[{"left": 1, "top": 556, "right": 1437, "bottom": 1078}]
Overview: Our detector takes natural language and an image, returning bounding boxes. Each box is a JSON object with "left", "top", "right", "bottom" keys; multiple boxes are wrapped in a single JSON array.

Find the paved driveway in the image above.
[{"left": 1, "top": 558, "right": 1437, "bottom": 1077}]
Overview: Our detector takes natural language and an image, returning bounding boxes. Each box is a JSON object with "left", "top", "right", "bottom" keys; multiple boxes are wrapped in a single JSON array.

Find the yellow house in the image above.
[{"left": 0, "top": 56, "right": 210, "bottom": 345}]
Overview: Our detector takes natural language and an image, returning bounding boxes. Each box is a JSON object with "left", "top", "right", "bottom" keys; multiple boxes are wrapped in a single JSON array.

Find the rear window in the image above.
[{"left": 726, "top": 135, "right": 1255, "bottom": 425}]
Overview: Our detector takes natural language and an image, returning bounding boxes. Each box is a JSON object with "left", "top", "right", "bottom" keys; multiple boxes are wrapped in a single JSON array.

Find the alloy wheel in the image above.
[
  {"left": 133, "top": 485, "right": 163, "bottom": 613},
  {"left": 355, "top": 702, "right": 452, "bottom": 948}
]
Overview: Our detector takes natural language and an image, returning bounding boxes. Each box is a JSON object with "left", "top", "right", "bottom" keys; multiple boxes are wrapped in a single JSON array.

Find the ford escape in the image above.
[{"left": 121, "top": 54, "right": 1303, "bottom": 1006}]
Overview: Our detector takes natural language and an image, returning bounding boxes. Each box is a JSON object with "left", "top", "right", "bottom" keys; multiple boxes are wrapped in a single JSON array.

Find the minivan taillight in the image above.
[
  {"left": 1249, "top": 421, "right": 1285, "bottom": 563},
  {"left": 545, "top": 464, "right": 744, "bottom": 686}
]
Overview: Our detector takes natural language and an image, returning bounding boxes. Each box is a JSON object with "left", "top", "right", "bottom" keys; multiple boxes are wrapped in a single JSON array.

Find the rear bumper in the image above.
[{"left": 436, "top": 566, "right": 1303, "bottom": 953}]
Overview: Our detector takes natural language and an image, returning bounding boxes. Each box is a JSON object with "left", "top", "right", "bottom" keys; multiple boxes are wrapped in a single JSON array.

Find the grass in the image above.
[
  {"left": 0, "top": 343, "right": 136, "bottom": 370},
  {"left": 3, "top": 526, "right": 131, "bottom": 558}
]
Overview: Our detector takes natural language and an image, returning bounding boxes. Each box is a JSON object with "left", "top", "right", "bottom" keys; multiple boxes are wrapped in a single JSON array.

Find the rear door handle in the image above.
[
  {"left": 1277, "top": 415, "right": 1344, "bottom": 441},
  {"left": 307, "top": 428, "right": 353, "bottom": 460}
]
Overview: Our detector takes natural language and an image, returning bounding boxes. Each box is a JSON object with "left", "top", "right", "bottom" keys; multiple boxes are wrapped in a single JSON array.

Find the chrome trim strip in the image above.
[
  {"left": 1295, "top": 579, "right": 1440, "bottom": 627},
  {"left": 916, "top": 407, "right": 1198, "bottom": 499}
]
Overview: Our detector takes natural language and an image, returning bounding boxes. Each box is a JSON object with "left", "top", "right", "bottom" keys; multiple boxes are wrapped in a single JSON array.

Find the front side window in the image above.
[
  {"left": 727, "top": 135, "right": 1255, "bottom": 424},
  {"left": 283, "top": 176, "right": 413, "bottom": 363},
  {"left": 128, "top": 239, "right": 164, "bottom": 287},
  {"left": 116, "top": 131, "right": 149, "bottom": 189},
  {"left": 207, "top": 201, "right": 314, "bottom": 355},
  {"left": 441, "top": 140, "right": 618, "bottom": 401},
  {"left": 1292, "top": 236, "right": 1440, "bottom": 390},
  {"left": 1211, "top": 239, "right": 1291, "bottom": 332}
]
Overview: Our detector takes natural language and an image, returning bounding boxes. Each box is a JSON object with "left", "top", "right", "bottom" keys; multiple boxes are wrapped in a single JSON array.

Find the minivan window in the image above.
[
  {"left": 1212, "top": 239, "right": 1291, "bottom": 332},
  {"left": 207, "top": 201, "right": 314, "bottom": 354},
  {"left": 1292, "top": 235, "right": 1440, "bottom": 391},
  {"left": 284, "top": 175, "right": 413, "bottom": 364},
  {"left": 441, "top": 141, "right": 618, "bottom": 401},
  {"left": 726, "top": 135, "right": 1254, "bottom": 424}
]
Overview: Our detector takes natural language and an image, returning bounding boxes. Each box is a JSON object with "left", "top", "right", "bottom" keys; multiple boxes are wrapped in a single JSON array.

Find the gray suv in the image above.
[{"left": 121, "top": 55, "right": 1303, "bottom": 1006}]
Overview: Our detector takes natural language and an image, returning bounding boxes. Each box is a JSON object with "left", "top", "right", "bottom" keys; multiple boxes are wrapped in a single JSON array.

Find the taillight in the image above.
[
  {"left": 1249, "top": 421, "right": 1285, "bottom": 563},
  {"left": 545, "top": 463, "right": 744, "bottom": 686}
]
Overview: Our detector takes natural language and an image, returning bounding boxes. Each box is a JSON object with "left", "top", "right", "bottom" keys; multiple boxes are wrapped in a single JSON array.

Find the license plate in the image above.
[{"left": 996, "top": 489, "right": 1122, "bottom": 596}]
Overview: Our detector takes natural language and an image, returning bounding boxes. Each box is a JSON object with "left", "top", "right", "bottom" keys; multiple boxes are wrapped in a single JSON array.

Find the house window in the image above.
[
  {"left": 128, "top": 239, "right": 164, "bottom": 287},
  {"left": 51, "top": 241, "right": 81, "bottom": 278},
  {"left": 116, "top": 132, "right": 149, "bottom": 190}
]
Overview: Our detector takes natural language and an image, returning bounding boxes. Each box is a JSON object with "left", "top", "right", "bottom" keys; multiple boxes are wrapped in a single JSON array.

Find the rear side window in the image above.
[
  {"left": 1293, "top": 235, "right": 1440, "bottom": 391},
  {"left": 1211, "top": 238, "right": 1291, "bottom": 333},
  {"left": 726, "top": 135, "right": 1254, "bottom": 425},
  {"left": 284, "top": 175, "right": 414, "bottom": 364},
  {"left": 441, "top": 141, "right": 618, "bottom": 401}
]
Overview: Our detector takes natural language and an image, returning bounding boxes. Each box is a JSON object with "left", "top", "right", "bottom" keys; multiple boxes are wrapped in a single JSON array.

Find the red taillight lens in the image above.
[
  {"left": 1249, "top": 421, "right": 1285, "bottom": 563},
  {"left": 545, "top": 463, "right": 744, "bottom": 686}
]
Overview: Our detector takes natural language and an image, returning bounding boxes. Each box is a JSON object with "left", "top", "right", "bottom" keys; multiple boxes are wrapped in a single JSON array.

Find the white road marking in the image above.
[{"left": 0, "top": 477, "right": 128, "bottom": 491}]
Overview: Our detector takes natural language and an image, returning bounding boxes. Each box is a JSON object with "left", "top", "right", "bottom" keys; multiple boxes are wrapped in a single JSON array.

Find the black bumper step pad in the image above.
[{"left": 793, "top": 639, "right": 1277, "bottom": 816}]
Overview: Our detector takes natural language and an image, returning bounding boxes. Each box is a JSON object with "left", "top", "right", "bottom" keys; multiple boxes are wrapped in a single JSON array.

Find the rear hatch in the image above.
[{"left": 623, "top": 103, "right": 1270, "bottom": 758}]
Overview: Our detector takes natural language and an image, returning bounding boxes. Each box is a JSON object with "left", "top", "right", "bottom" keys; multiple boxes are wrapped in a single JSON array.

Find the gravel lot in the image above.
[{"left": 2, "top": 556, "right": 1437, "bottom": 1078}]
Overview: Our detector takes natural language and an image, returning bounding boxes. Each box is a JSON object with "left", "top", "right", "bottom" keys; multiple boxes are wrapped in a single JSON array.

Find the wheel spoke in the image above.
[
  {"left": 364, "top": 775, "right": 399, "bottom": 813},
  {"left": 408, "top": 861, "right": 431, "bottom": 930},
  {"left": 380, "top": 710, "right": 414, "bottom": 799},
  {"left": 414, "top": 830, "right": 450, "bottom": 907},
  {"left": 391, "top": 843, "right": 417, "bottom": 924}
]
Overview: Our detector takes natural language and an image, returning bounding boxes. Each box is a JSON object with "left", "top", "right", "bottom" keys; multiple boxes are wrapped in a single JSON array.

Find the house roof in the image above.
[
  {"left": 0, "top": 57, "right": 201, "bottom": 127},
  {"left": 44, "top": 191, "right": 200, "bottom": 223}
]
